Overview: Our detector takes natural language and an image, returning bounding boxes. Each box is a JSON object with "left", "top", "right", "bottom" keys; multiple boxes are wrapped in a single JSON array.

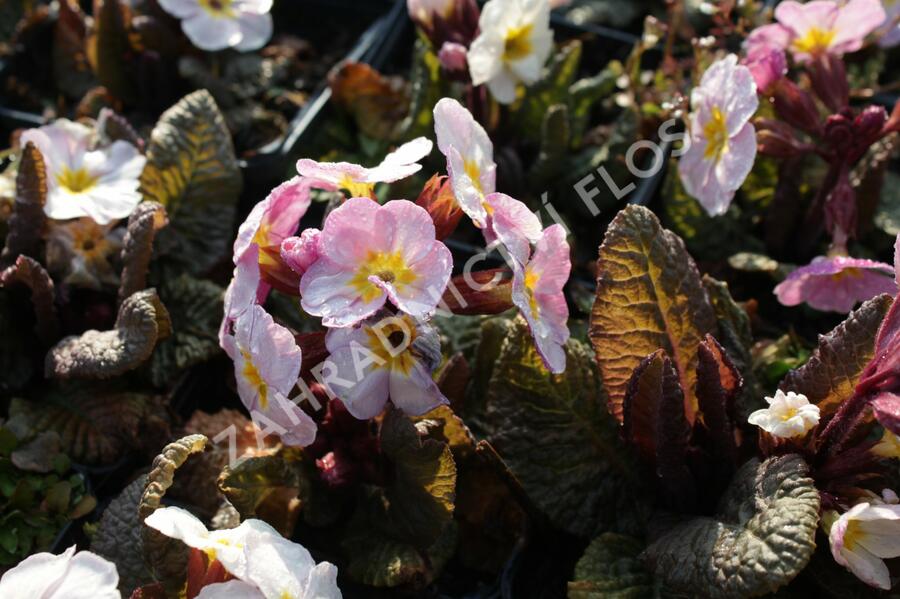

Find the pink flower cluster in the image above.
[{"left": 219, "top": 97, "right": 573, "bottom": 438}]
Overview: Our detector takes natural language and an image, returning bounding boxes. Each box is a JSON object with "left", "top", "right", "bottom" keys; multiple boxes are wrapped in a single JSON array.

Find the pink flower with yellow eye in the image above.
[
  {"left": 222, "top": 304, "right": 317, "bottom": 447},
  {"left": 322, "top": 312, "right": 447, "bottom": 419},
  {"left": 299, "top": 198, "right": 453, "bottom": 328},
  {"left": 747, "top": 0, "right": 886, "bottom": 63},
  {"left": 678, "top": 54, "right": 759, "bottom": 216},
  {"left": 296, "top": 138, "right": 433, "bottom": 199},
  {"left": 829, "top": 500, "right": 900, "bottom": 590},
  {"left": 157, "top": 0, "right": 274, "bottom": 52},
  {"left": 511, "top": 224, "right": 571, "bottom": 374},
  {"left": 433, "top": 98, "right": 496, "bottom": 228},
  {"left": 483, "top": 192, "right": 543, "bottom": 266},
  {"left": 774, "top": 255, "right": 896, "bottom": 313}
]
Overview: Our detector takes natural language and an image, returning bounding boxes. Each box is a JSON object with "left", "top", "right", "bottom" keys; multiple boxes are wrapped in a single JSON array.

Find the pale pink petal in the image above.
[
  {"left": 220, "top": 244, "right": 265, "bottom": 351},
  {"left": 381, "top": 200, "right": 438, "bottom": 263},
  {"left": 0, "top": 546, "right": 75, "bottom": 598},
  {"left": 385, "top": 242, "right": 452, "bottom": 318},
  {"left": 280, "top": 228, "right": 321, "bottom": 276},
  {"left": 365, "top": 137, "right": 433, "bottom": 183},
  {"left": 254, "top": 394, "right": 317, "bottom": 447},
  {"left": 832, "top": 0, "right": 886, "bottom": 53},
  {"left": 743, "top": 45, "right": 787, "bottom": 92},
  {"left": 485, "top": 193, "right": 542, "bottom": 266},
  {"left": 44, "top": 551, "right": 120, "bottom": 599},
  {"left": 745, "top": 23, "right": 794, "bottom": 53},
  {"left": 776, "top": 1, "right": 839, "bottom": 36},
  {"left": 389, "top": 363, "right": 448, "bottom": 416},
  {"left": 316, "top": 197, "right": 385, "bottom": 267},
  {"left": 247, "top": 305, "right": 302, "bottom": 396},
  {"left": 774, "top": 256, "right": 896, "bottom": 312},
  {"left": 321, "top": 345, "right": 391, "bottom": 419},
  {"left": 157, "top": 0, "right": 203, "bottom": 19},
  {"left": 714, "top": 122, "right": 757, "bottom": 193},
  {"left": 447, "top": 146, "right": 489, "bottom": 227},
  {"left": 295, "top": 160, "right": 366, "bottom": 189},
  {"left": 300, "top": 259, "right": 386, "bottom": 327},
  {"left": 234, "top": 10, "right": 272, "bottom": 51},
  {"left": 181, "top": 12, "right": 242, "bottom": 51},
  {"left": 304, "top": 562, "right": 342, "bottom": 599}
]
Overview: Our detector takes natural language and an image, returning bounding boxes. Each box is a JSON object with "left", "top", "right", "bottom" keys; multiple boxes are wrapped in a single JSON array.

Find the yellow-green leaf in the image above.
[
  {"left": 590, "top": 205, "right": 717, "bottom": 423},
  {"left": 139, "top": 90, "right": 242, "bottom": 275}
]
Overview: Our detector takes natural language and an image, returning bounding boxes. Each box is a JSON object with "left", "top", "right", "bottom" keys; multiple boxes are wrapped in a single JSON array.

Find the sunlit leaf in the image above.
[
  {"left": 329, "top": 62, "right": 409, "bottom": 142},
  {"left": 528, "top": 103, "right": 570, "bottom": 189},
  {"left": 46, "top": 289, "right": 171, "bottom": 379},
  {"left": 486, "top": 319, "right": 643, "bottom": 538},
  {"left": 590, "top": 205, "right": 717, "bottom": 423},
  {"left": 139, "top": 90, "right": 242, "bottom": 275},
  {"left": 1, "top": 143, "right": 47, "bottom": 268},
  {"left": 642, "top": 455, "right": 819, "bottom": 598},
  {"left": 217, "top": 451, "right": 302, "bottom": 536},
  {"left": 139, "top": 435, "right": 208, "bottom": 593},
  {"left": 515, "top": 40, "right": 582, "bottom": 143},
  {"left": 779, "top": 294, "right": 892, "bottom": 418},
  {"left": 568, "top": 533, "right": 657, "bottom": 598}
]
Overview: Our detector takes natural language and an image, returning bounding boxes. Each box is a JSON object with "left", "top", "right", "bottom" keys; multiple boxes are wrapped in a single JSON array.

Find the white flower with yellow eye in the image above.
[
  {"left": 158, "top": 0, "right": 273, "bottom": 52},
  {"left": 467, "top": 0, "right": 553, "bottom": 104},
  {"left": 20, "top": 120, "right": 145, "bottom": 225},
  {"left": 748, "top": 389, "right": 820, "bottom": 438}
]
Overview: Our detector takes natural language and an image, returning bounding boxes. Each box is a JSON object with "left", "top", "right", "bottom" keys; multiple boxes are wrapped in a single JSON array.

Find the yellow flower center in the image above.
[
  {"left": 349, "top": 250, "right": 417, "bottom": 303},
  {"left": 831, "top": 268, "right": 864, "bottom": 282},
  {"left": 338, "top": 175, "right": 375, "bottom": 199},
  {"left": 524, "top": 267, "right": 541, "bottom": 320},
  {"left": 199, "top": 0, "right": 234, "bottom": 17},
  {"left": 702, "top": 106, "right": 729, "bottom": 162},
  {"left": 241, "top": 350, "right": 268, "bottom": 409},
  {"left": 56, "top": 167, "right": 99, "bottom": 194},
  {"left": 780, "top": 406, "right": 799, "bottom": 422},
  {"left": 792, "top": 27, "right": 836, "bottom": 55},
  {"left": 464, "top": 159, "right": 483, "bottom": 194},
  {"left": 843, "top": 521, "right": 862, "bottom": 551},
  {"left": 874, "top": 430, "right": 900, "bottom": 458},
  {"left": 364, "top": 316, "right": 418, "bottom": 376},
  {"left": 504, "top": 24, "right": 533, "bottom": 61}
]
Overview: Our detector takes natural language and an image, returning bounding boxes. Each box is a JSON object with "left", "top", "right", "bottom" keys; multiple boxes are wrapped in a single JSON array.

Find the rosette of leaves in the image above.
[
  {"left": 580, "top": 206, "right": 822, "bottom": 596},
  {"left": 0, "top": 425, "right": 96, "bottom": 568}
]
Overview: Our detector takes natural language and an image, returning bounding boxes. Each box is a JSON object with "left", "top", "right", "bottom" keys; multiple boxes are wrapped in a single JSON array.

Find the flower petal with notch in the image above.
[
  {"left": 20, "top": 119, "right": 145, "bottom": 225},
  {"left": 774, "top": 255, "right": 896, "bottom": 313},
  {"left": 157, "top": 0, "right": 274, "bottom": 52},
  {"left": 296, "top": 138, "right": 433, "bottom": 199},
  {"left": 323, "top": 312, "right": 448, "bottom": 420},
  {"left": 678, "top": 54, "right": 759, "bottom": 216},
  {"left": 830, "top": 501, "right": 900, "bottom": 590},
  {"left": 468, "top": 0, "right": 554, "bottom": 104},
  {"left": 299, "top": 198, "right": 452, "bottom": 327},
  {"left": 511, "top": 224, "right": 571, "bottom": 374},
  {"left": 0, "top": 545, "right": 120, "bottom": 599},
  {"left": 433, "top": 98, "right": 496, "bottom": 227}
]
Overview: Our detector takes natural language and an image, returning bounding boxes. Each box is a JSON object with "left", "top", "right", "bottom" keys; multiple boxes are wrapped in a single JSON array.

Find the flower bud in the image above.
[
  {"left": 772, "top": 79, "right": 822, "bottom": 136},
  {"left": 438, "top": 41, "right": 469, "bottom": 75},
  {"left": 743, "top": 46, "right": 787, "bottom": 94},
  {"left": 808, "top": 54, "right": 849, "bottom": 113},
  {"left": 755, "top": 118, "right": 809, "bottom": 158},
  {"left": 416, "top": 174, "right": 463, "bottom": 240},
  {"left": 824, "top": 169, "right": 858, "bottom": 243},
  {"left": 441, "top": 269, "right": 514, "bottom": 315}
]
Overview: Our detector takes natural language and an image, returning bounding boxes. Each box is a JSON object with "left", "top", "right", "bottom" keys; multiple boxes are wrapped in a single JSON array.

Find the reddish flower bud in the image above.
[
  {"left": 824, "top": 169, "right": 858, "bottom": 243},
  {"left": 808, "top": 54, "right": 849, "bottom": 113},
  {"left": 416, "top": 174, "right": 463, "bottom": 240},
  {"left": 258, "top": 244, "right": 301, "bottom": 296},
  {"left": 755, "top": 118, "right": 810, "bottom": 158},
  {"left": 440, "top": 269, "right": 514, "bottom": 315},
  {"left": 772, "top": 79, "right": 822, "bottom": 136},
  {"left": 743, "top": 46, "right": 787, "bottom": 95}
]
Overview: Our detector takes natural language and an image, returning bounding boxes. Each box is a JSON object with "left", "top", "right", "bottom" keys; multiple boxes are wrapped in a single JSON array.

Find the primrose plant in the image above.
[{"left": 219, "top": 97, "right": 571, "bottom": 447}]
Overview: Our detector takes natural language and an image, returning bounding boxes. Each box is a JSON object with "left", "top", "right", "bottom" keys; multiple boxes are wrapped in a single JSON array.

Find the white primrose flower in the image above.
[
  {"left": 468, "top": 0, "right": 554, "bottom": 104},
  {"left": 0, "top": 545, "right": 120, "bottom": 599},
  {"left": 830, "top": 500, "right": 900, "bottom": 590},
  {"left": 145, "top": 506, "right": 341, "bottom": 599},
  {"left": 747, "top": 389, "right": 820, "bottom": 438},
  {"left": 20, "top": 119, "right": 145, "bottom": 225},
  {"left": 158, "top": 0, "right": 274, "bottom": 52}
]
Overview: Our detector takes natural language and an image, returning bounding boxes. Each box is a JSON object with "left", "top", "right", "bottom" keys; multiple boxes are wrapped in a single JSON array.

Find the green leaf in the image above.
[
  {"left": 569, "top": 69, "right": 618, "bottom": 146},
  {"left": 9, "top": 385, "right": 168, "bottom": 466},
  {"left": 590, "top": 205, "right": 717, "bottom": 423},
  {"left": 1, "top": 143, "right": 47, "bottom": 268},
  {"left": 568, "top": 533, "right": 658, "bottom": 599},
  {"left": 377, "top": 409, "right": 456, "bottom": 549},
  {"left": 702, "top": 276, "right": 762, "bottom": 421},
  {"left": 92, "top": 475, "right": 155, "bottom": 595},
  {"left": 779, "top": 294, "right": 893, "bottom": 417},
  {"left": 46, "top": 289, "right": 171, "bottom": 380},
  {"left": 139, "top": 90, "right": 242, "bottom": 276},
  {"left": 516, "top": 41, "right": 582, "bottom": 143},
  {"left": 874, "top": 170, "right": 900, "bottom": 236},
  {"left": 398, "top": 39, "right": 444, "bottom": 141},
  {"left": 148, "top": 274, "right": 223, "bottom": 387},
  {"left": 642, "top": 455, "right": 820, "bottom": 598},
  {"left": 527, "top": 103, "right": 571, "bottom": 189},
  {"left": 486, "top": 319, "right": 643, "bottom": 538},
  {"left": 217, "top": 452, "right": 301, "bottom": 521}
]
